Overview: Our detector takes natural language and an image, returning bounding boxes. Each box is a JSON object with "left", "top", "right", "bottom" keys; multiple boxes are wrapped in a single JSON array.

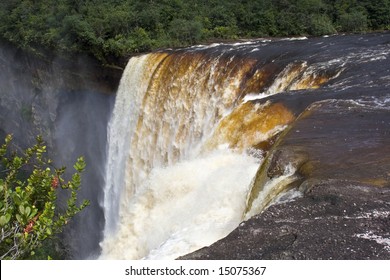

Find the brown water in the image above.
[{"left": 101, "top": 33, "right": 390, "bottom": 259}]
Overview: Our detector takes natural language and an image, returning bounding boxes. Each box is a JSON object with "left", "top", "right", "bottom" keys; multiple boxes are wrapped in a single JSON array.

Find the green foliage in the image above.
[
  {"left": 309, "top": 14, "right": 337, "bottom": 35},
  {"left": 0, "top": 135, "right": 89, "bottom": 260},
  {"left": 0, "top": 0, "right": 389, "bottom": 63},
  {"left": 169, "top": 19, "right": 204, "bottom": 44},
  {"left": 339, "top": 11, "right": 369, "bottom": 32},
  {"left": 361, "top": 0, "right": 390, "bottom": 29}
]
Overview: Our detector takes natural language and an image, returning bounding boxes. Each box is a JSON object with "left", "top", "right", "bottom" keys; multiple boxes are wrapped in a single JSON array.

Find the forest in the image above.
[{"left": 0, "top": 0, "right": 389, "bottom": 64}]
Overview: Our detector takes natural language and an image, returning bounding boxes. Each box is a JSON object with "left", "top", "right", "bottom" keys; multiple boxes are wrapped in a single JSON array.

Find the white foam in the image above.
[
  {"left": 102, "top": 54, "right": 164, "bottom": 236},
  {"left": 280, "top": 36, "right": 308, "bottom": 41},
  {"left": 100, "top": 150, "right": 260, "bottom": 259},
  {"left": 245, "top": 164, "right": 297, "bottom": 219},
  {"left": 355, "top": 231, "right": 390, "bottom": 252},
  {"left": 243, "top": 92, "right": 271, "bottom": 102},
  {"left": 273, "top": 189, "right": 303, "bottom": 205}
]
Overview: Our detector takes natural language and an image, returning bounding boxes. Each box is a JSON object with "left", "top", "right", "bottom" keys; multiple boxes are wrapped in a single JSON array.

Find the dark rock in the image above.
[
  {"left": 0, "top": 40, "right": 121, "bottom": 259},
  {"left": 181, "top": 182, "right": 390, "bottom": 260},
  {"left": 0, "top": 39, "right": 122, "bottom": 146},
  {"left": 180, "top": 100, "right": 390, "bottom": 260}
]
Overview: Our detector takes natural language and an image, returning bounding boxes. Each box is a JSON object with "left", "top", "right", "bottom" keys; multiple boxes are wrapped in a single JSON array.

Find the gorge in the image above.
[{"left": 1, "top": 32, "right": 389, "bottom": 259}]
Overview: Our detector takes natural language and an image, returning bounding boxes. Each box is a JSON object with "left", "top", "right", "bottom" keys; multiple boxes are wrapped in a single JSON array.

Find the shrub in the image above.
[{"left": 0, "top": 135, "right": 89, "bottom": 259}]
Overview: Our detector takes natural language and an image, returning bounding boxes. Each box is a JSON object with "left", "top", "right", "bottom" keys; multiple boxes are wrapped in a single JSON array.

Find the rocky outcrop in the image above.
[{"left": 181, "top": 99, "right": 390, "bottom": 259}]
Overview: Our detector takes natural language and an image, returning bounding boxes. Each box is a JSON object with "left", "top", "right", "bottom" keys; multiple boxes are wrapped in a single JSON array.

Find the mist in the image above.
[
  {"left": 54, "top": 90, "right": 114, "bottom": 259},
  {"left": 0, "top": 40, "right": 117, "bottom": 259}
]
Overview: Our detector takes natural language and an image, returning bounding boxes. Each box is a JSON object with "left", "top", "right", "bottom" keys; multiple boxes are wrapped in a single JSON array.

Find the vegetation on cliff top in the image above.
[{"left": 0, "top": 0, "right": 389, "bottom": 64}]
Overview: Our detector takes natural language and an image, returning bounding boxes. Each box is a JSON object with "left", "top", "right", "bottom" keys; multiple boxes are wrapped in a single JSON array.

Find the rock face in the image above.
[
  {"left": 0, "top": 39, "right": 121, "bottom": 145},
  {"left": 0, "top": 40, "right": 121, "bottom": 259},
  {"left": 181, "top": 100, "right": 390, "bottom": 260},
  {"left": 182, "top": 182, "right": 390, "bottom": 259}
]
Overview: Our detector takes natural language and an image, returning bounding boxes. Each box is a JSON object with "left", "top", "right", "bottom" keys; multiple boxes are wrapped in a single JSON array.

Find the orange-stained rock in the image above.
[{"left": 204, "top": 101, "right": 295, "bottom": 151}]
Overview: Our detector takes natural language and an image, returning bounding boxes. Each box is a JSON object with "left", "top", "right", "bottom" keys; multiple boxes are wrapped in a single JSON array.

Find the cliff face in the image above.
[
  {"left": 0, "top": 39, "right": 121, "bottom": 145},
  {"left": 0, "top": 40, "right": 122, "bottom": 259}
]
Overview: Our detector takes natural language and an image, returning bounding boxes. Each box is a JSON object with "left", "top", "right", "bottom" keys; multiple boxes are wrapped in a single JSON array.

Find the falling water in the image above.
[
  {"left": 102, "top": 53, "right": 168, "bottom": 235},
  {"left": 100, "top": 50, "right": 267, "bottom": 259},
  {"left": 100, "top": 40, "right": 344, "bottom": 259}
]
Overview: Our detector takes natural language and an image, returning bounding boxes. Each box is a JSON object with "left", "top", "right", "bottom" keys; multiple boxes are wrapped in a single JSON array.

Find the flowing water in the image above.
[
  {"left": 100, "top": 50, "right": 274, "bottom": 259},
  {"left": 99, "top": 33, "right": 390, "bottom": 259}
]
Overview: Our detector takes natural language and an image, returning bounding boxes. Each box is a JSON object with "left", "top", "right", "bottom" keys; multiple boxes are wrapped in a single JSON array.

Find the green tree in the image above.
[
  {"left": 339, "top": 10, "right": 368, "bottom": 32},
  {"left": 309, "top": 14, "right": 337, "bottom": 35},
  {"left": 1, "top": 0, "right": 389, "bottom": 63},
  {"left": 0, "top": 135, "right": 89, "bottom": 260},
  {"left": 168, "top": 19, "right": 203, "bottom": 45},
  {"left": 360, "top": 0, "right": 390, "bottom": 29}
]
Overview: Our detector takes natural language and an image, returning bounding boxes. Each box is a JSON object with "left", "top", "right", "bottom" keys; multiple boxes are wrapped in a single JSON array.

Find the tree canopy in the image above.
[{"left": 0, "top": 0, "right": 389, "bottom": 64}]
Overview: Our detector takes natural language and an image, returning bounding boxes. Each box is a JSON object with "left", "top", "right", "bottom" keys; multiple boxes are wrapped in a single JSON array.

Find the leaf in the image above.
[
  {"left": 19, "top": 205, "right": 25, "bottom": 214},
  {"left": 16, "top": 214, "right": 23, "bottom": 224},
  {"left": 0, "top": 216, "right": 7, "bottom": 226},
  {"left": 25, "top": 206, "right": 31, "bottom": 217},
  {"left": 5, "top": 134, "right": 12, "bottom": 144},
  {"left": 73, "top": 157, "right": 86, "bottom": 172},
  {"left": 30, "top": 209, "right": 38, "bottom": 218},
  {"left": 13, "top": 156, "right": 22, "bottom": 168},
  {"left": 13, "top": 194, "right": 22, "bottom": 205}
]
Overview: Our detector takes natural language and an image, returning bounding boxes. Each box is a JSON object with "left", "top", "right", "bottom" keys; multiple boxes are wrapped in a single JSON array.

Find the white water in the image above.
[
  {"left": 244, "top": 164, "right": 297, "bottom": 220},
  {"left": 100, "top": 53, "right": 264, "bottom": 259},
  {"left": 100, "top": 48, "right": 316, "bottom": 259},
  {"left": 101, "top": 150, "right": 260, "bottom": 259},
  {"left": 102, "top": 54, "right": 167, "bottom": 236}
]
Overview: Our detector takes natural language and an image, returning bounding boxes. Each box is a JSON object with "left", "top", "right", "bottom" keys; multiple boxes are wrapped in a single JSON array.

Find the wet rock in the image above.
[
  {"left": 0, "top": 40, "right": 119, "bottom": 259},
  {"left": 180, "top": 100, "right": 390, "bottom": 260},
  {"left": 180, "top": 182, "right": 390, "bottom": 260},
  {"left": 267, "top": 149, "right": 308, "bottom": 179},
  {"left": 0, "top": 39, "right": 121, "bottom": 145}
]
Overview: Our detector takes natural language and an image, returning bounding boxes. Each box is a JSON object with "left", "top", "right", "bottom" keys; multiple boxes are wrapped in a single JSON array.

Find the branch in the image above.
[{"left": 0, "top": 225, "right": 21, "bottom": 260}]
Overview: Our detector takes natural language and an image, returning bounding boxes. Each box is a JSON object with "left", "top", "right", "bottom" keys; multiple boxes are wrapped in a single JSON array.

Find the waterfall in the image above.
[
  {"left": 100, "top": 42, "right": 343, "bottom": 259},
  {"left": 102, "top": 53, "right": 168, "bottom": 236},
  {"left": 100, "top": 49, "right": 263, "bottom": 259}
]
